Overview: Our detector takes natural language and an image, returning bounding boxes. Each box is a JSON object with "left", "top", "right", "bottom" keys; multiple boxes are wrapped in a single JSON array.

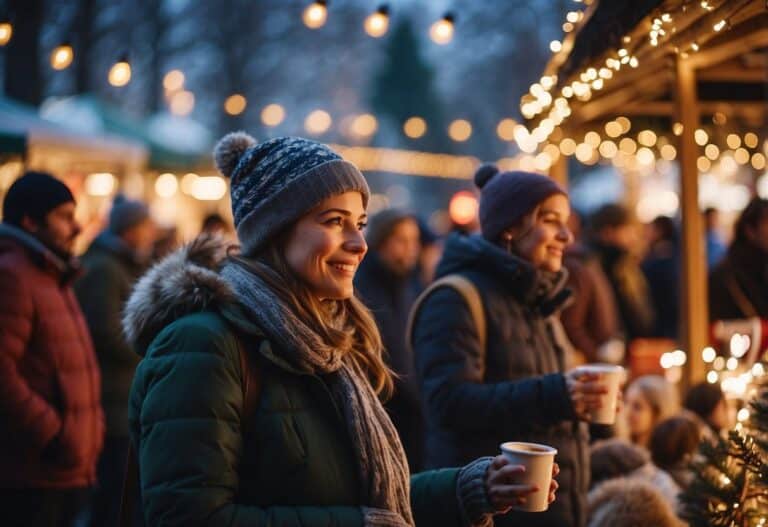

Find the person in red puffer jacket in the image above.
[{"left": 0, "top": 171, "right": 104, "bottom": 527}]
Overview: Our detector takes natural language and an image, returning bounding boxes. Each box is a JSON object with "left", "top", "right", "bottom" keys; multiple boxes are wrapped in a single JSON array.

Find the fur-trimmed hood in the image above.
[{"left": 122, "top": 235, "right": 236, "bottom": 355}]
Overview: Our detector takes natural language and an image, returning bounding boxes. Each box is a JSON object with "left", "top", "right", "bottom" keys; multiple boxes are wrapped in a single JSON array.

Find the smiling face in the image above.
[
  {"left": 283, "top": 191, "right": 368, "bottom": 300},
  {"left": 507, "top": 193, "right": 573, "bottom": 272}
]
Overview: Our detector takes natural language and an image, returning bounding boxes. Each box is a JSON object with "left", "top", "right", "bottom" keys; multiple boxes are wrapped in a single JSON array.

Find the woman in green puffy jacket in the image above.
[{"left": 123, "top": 134, "right": 558, "bottom": 527}]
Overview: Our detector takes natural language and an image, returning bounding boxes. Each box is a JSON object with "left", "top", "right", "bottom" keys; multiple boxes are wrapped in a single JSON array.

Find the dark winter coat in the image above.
[
  {"left": 561, "top": 244, "right": 620, "bottom": 361},
  {"left": 412, "top": 233, "right": 589, "bottom": 527},
  {"left": 642, "top": 241, "right": 680, "bottom": 339},
  {"left": 124, "top": 241, "right": 477, "bottom": 527},
  {"left": 75, "top": 232, "right": 145, "bottom": 436},
  {"left": 355, "top": 251, "right": 424, "bottom": 471},
  {"left": 0, "top": 223, "right": 104, "bottom": 489},
  {"left": 709, "top": 241, "right": 768, "bottom": 320},
  {"left": 591, "top": 241, "right": 655, "bottom": 341}
]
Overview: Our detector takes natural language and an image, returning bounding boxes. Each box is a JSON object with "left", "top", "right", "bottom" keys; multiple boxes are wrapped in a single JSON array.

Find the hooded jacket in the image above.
[
  {"left": 412, "top": 233, "right": 589, "bottom": 527},
  {"left": 124, "top": 237, "right": 487, "bottom": 527},
  {"left": 0, "top": 223, "right": 103, "bottom": 489}
]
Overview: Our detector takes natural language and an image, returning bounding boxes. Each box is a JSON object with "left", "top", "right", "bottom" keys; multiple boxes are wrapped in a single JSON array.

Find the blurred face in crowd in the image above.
[
  {"left": 626, "top": 385, "right": 655, "bottom": 445},
  {"left": 122, "top": 218, "right": 157, "bottom": 260},
  {"left": 707, "top": 397, "right": 730, "bottom": 432},
  {"left": 600, "top": 222, "right": 640, "bottom": 253},
  {"left": 22, "top": 202, "right": 81, "bottom": 260},
  {"left": 508, "top": 194, "right": 572, "bottom": 273},
  {"left": 284, "top": 191, "right": 368, "bottom": 300},
  {"left": 745, "top": 213, "right": 768, "bottom": 253},
  {"left": 378, "top": 218, "right": 421, "bottom": 277}
]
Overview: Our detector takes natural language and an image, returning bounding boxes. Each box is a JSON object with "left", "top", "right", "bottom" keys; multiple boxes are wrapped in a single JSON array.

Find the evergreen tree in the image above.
[
  {"left": 369, "top": 18, "right": 447, "bottom": 152},
  {"left": 680, "top": 376, "right": 768, "bottom": 527}
]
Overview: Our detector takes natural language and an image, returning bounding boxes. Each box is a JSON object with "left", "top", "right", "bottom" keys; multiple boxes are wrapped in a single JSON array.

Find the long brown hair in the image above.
[{"left": 228, "top": 241, "right": 394, "bottom": 399}]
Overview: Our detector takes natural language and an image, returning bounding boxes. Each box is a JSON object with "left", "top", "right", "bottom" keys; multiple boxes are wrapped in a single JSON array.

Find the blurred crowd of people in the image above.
[{"left": 1, "top": 157, "right": 767, "bottom": 526}]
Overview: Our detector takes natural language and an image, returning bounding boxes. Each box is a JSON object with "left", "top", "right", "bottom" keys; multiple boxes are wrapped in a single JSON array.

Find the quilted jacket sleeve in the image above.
[
  {"left": 413, "top": 287, "right": 574, "bottom": 434},
  {"left": 129, "top": 313, "right": 364, "bottom": 527},
  {"left": 0, "top": 265, "right": 62, "bottom": 450}
]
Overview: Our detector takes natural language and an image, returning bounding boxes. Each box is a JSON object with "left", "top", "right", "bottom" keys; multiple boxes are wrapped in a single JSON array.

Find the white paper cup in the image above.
[
  {"left": 577, "top": 363, "right": 625, "bottom": 425},
  {"left": 500, "top": 441, "right": 557, "bottom": 512}
]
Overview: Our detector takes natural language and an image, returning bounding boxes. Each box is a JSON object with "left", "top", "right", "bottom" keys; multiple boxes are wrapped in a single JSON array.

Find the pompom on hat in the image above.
[
  {"left": 213, "top": 132, "right": 370, "bottom": 256},
  {"left": 474, "top": 163, "right": 566, "bottom": 243}
]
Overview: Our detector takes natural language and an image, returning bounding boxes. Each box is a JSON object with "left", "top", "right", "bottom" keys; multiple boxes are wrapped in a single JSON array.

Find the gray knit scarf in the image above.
[{"left": 220, "top": 260, "right": 414, "bottom": 527}]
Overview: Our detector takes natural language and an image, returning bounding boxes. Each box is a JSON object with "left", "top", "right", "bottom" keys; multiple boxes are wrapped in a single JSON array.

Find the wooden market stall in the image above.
[{"left": 524, "top": 0, "right": 768, "bottom": 386}]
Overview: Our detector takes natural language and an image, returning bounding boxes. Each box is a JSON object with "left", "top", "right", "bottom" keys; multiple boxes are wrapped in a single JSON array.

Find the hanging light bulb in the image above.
[
  {"left": 364, "top": 5, "right": 389, "bottom": 38},
  {"left": 50, "top": 42, "right": 74, "bottom": 70},
  {"left": 108, "top": 54, "right": 131, "bottom": 87},
  {"left": 303, "top": 1, "right": 328, "bottom": 29},
  {"left": 0, "top": 20, "right": 12, "bottom": 46},
  {"left": 430, "top": 13, "right": 455, "bottom": 45}
]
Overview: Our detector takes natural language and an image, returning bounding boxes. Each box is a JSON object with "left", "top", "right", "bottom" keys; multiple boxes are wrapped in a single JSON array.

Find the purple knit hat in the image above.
[{"left": 475, "top": 164, "right": 566, "bottom": 243}]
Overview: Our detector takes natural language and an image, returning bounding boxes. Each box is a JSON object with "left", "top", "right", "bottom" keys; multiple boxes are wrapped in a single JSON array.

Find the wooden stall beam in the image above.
[{"left": 675, "top": 56, "right": 708, "bottom": 389}]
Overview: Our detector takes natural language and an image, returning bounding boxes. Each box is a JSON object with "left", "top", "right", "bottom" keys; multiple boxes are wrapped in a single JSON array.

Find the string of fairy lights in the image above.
[{"left": 0, "top": 1, "right": 765, "bottom": 178}]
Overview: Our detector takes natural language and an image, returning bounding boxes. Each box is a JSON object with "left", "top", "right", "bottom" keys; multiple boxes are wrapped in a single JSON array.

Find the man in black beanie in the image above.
[
  {"left": 0, "top": 171, "right": 104, "bottom": 527},
  {"left": 354, "top": 208, "right": 425, "bottom": 471}
]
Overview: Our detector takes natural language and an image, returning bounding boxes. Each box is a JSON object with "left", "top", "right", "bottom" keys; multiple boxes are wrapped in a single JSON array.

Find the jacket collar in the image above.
[
  {"left": 0, "top": 222, "right": 80, "bottom": 283},
  {"left": 435, "top": 232, "right": 570, "bottom": 314}
]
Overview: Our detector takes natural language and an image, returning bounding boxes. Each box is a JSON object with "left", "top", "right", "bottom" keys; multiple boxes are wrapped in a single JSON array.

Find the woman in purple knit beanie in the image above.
[{"left": 413, "top": 164, "right": 610, "bottom": 527}]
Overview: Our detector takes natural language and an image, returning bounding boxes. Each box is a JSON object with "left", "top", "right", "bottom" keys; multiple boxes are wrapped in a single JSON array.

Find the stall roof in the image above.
[
  {"left": 41, "top": 95, "right": 212, "bottom": 170},
  {"left": 0, "top": 96, "right": 147, "bottom": 163}
]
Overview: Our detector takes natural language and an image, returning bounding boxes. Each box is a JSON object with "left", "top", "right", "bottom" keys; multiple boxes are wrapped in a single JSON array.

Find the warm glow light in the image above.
[
  {"left": 638, "top": 130, "right": 657, "bottom": 147},
  {"left": 163, "top": 70, "right": 185, "bottom": 92},
  {"left": 549, "top": 40, "right": 562, "bottom": 53},
  {"left": 575, "top": 143, "right": 593, "bottom": 163},
  {"left": 108, "top": 58, "right": 131, "bottom": 87},
  {"left": 637, "top": 147, "right": 655, "bottom": 166},
  {"left": 180, "top": 173, "right": 198, "bottom": 195},
  {"left": 191, "top": 176, "right": 227, "bottom": 201},
  {"left": 619, "top": 137, "right": 637, "bottom": 155},
  {"left": 559, "top": 138, "right": 577, "bottom": 156},
  {"left": 364, "top": 6, "right": 389, "bottom": 38},
  {"left": 726, "top": 133, "right": 741, "bottom": 149},
  {"left": 702, "top": 347, "right": 716, "bottom": 363},
  {"left": 224, "top": 94, "right": 247, "bottom": 116},
  {"left": 672, "top": 122, "right": 684, "bottom": 136},
  {"left": 169, "top": 90, "right": 195, "bottom": 116},
  {"left": 449, "top": 191, "right": 478, "bottom": 225},
  {"left": 660, "top": 144, "right": 677, "bottom": 161},
  {"left": 735, "top": 148, "right": 750, "bottom": 165},
  {"left": 430, "top": 14, "right": 455, "bottom": 45},
  {"left": 261, "top": 103, "right": 285, "bottom": 127},
  {"left": 705, "top": 144, "right": 720, "bottom": 160},
  {"left": 744, "top": 132, "right": 759, "bottom": 149},
  {"left": 585, "top": 131, "right": 601, "bottom": 148},
  {"left": 697, "top": 156, "right": 711, "bottom": 172},
  {"left": 0, "top": 21, "right": 12, "bottom": 46},
  {"left": 616, "top": 116, "right": 631, "bottom": 134},
  {"left": 154, "top": 173, "right": 178, "bottom": 198},
  {"left": 50, "top": 44, "right": 74, "bottom": 70},
  {"left": 752, "top": 153, "right": 766, "bottom": 170},
  {"left": 605, "top": 121, "right": 622, "bottom": 138},
  {"left": 738, "top": 408, "right": 750, "bottom": 422},
  {"left": 448, "top": 119, "right": 472, "bottom": 142},
  {"left": 85, "top": 173, "right": 116, "bottom": 196},
  {"left": 599, "top": 140, "right": 618, "bottom": 159},
  {"left": 694, "top": 129, "right": 708, "bottom": 146},
  {"left": 713, "top": 19, "right": 726, "bottom": 32},
  {"left": 350, "top": 113, "right": 378, "bottom": 138},
  {"left": 303, "top": 1, "right": 328, "bottom": 29},
  {"left": 496, "top": 119, "right": 517, "bottom": 141},
  {"left": 305, "top": 109, "right": 332, "bottom": 135},
  {"left": 706, "top": 371, "right": 718, "bottom": 383},
  {"left": 403, "top": 117, "right": 427, "bottom": 139}
]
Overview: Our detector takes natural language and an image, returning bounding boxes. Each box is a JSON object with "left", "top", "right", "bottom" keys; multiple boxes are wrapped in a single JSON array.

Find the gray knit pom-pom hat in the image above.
[{"left": 214, "top": 132, "right": 370, "bottom": 255}]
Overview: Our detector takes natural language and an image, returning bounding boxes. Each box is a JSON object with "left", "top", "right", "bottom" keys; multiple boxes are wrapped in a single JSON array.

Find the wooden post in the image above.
[
  {"left": 675, "top": 56, "right": 708, "bottom": 388},
  {"left": 550, "top": 153, "right": 568, "bottom": 189}
]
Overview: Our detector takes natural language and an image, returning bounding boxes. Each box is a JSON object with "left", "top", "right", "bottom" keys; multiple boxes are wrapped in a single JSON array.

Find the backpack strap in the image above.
[{"left": 406, "top": 274, "right": 487, "bottom": 377}]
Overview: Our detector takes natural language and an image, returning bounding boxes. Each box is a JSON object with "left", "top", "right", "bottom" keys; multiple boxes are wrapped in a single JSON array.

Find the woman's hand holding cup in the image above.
[
  {"left": 565, "top": 364, "right": 625, "bottom": 424},
  {"left": 485, "top": 455, "right": 559, "bottom": 513},
  {"left": 565, "top": 368, "right": 608, "bottom": 422}
]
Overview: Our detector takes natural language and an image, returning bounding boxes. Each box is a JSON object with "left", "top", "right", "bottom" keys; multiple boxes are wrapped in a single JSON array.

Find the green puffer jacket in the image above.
[{"left": 124, "top": 239, "right": 482, "bottom": 527}]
